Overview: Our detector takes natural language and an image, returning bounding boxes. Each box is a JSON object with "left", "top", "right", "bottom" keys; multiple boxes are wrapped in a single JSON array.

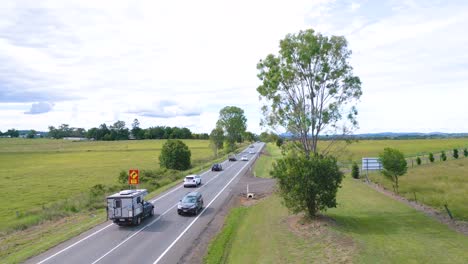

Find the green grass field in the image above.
[
  {"left": 368, "top": 157, "right": 468, "bottom": 220},
  {"left": 334, "top": 138, "right": 468, "bottom": 162},
  {"left": 205, "top": 178, "right": 468, "bottom": 264},
  {"left": 253, "top": 143, "right": 281, "bottom": 178},
  {"left": 0, "top": 138, "right": 213, "bottom": 231}
]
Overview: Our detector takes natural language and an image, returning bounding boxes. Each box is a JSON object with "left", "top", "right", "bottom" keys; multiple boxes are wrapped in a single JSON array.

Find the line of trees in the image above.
[
  {"left": 47, "top": 119, "right": 208, "bottom": 141},
  {"left": 0, "top": 129, "right": 20, "bottom": 138}
]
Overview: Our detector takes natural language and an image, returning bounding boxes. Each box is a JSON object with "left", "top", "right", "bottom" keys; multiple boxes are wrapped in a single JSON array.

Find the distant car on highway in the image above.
[
  {"left": 228, "top": 154, "right": 237, "bottom": 161},
  {"left": 241, "top": 155, "right": 248, "bottom": 161},
  {"left": 184, "top": 174, "right": 201, "bottom": 187},
  {"left": 211, "top": 163, "right": 223, "bottom": 171},
  {"left": 177, "top": 192, "right": 204, "bottom": 215},
  {"left": 249, "top": 145, "right": 254, "bottom": 148},
  {"left": 248, "top": 150, "right": 255, "bottom": 154}
]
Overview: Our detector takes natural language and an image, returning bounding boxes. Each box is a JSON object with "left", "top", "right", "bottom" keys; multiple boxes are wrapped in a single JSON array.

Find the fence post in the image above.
[{"left": 444, "top": 204, "right": 454, "bottom": 220}]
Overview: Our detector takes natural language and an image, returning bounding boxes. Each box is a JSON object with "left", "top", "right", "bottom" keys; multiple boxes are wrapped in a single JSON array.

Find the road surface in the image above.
[{"left": 26, "top": 143, "right": 264, "bottom": 264}]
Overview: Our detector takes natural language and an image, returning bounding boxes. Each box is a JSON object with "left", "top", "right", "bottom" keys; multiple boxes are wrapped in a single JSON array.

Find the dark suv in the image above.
[
  {"left": 211, "top": 163, "right": 223, "bottom": 171},
  {"left": 177, "top": 192, "right": 204, "bottom": 215}
]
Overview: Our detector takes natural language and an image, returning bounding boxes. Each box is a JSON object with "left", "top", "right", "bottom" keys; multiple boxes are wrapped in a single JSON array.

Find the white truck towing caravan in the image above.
[{"left": 106, "top": 189, "right": 154, "bottom": 226}]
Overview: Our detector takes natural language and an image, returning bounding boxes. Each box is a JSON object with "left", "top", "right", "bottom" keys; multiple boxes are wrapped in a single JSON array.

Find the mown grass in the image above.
[
  {"left": 253, "top": 143, "right": 281, "bottom": 178},
  {"left": 205, "top": 179, "right": 468, "bottom": 264},
  {"left": 0, "top": 138, "right": 212, "bottom": 231},
  {"left": 368, "top": 157, "right": 468, "bottom": 220},
  {"left": 326, "top": 177, "right": 468, "bottom": 263}
]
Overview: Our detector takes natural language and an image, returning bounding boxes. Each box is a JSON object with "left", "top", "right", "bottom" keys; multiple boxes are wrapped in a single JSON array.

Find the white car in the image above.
[
  {"left": 184, "top": 174, "right": 201, "bottom": 187},
  {"left": 248, "top": 150, "right": 255, "bottom": 154},
  {"left": 241, "top": 155, "right": 248, "bottom": 161}
]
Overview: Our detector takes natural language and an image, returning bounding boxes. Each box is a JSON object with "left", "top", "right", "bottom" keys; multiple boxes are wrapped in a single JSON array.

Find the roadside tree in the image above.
[
  {"left": 464, "top": 148, "right": 468, "bottom": 157},
  {"left": 453, "top": 149, "right": 459, "bottom": 159},
  {"left": 271, "top": 152, "right": 343, "bottom": 218},
  {"left": 209, "top": 127, "right": 225, "bottom": 157},
  {"left": 379, "top": 148, "right": 407, "bottom": 194},
  {"left": 429, "top": 153, "right": 435, "bottom": 163},
  {"left": 257, "top": 29, "right": 360, "bottom": 217},
  {"left": 441, "top": 151, "right": 447, "bottom": 161},
  {"left": 416, "top": 157, "right": 421, "bottom": 165},
  {"left": 159, "top": 140, "right": 191, "bottom": 170},
  {"left": 351, "top": 162, "right": 360, "bottom": 179},
  {"left": 216, "top": 106, "right": 247, "bottom": 151}
]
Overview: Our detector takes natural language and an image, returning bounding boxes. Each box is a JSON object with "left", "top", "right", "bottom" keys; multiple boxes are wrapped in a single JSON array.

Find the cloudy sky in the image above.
[{"left": 1, "top": 0, "right": 467, "bottom": 134}]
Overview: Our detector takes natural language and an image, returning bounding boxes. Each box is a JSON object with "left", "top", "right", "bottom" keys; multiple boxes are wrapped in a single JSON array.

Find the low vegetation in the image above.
[{"left": 369, "top": 157, "right": 468, "bottom": 220}]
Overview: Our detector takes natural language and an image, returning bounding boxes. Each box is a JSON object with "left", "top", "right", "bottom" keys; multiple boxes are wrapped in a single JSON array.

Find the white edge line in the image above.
[
  {"left": 90, "top": 205, "right": 176, "bottom": 264},
  {"left": 36, "top": 160, "right": 229, "bottom": 264},
  {"left": 89, "top": 162, "right": 237, "bottom": 263},
  {"left": 36, "top": 223, "right": 113, "bottom": 264},
  {"left": 153, "top": 157, "right": 254, "bottom": 264}
]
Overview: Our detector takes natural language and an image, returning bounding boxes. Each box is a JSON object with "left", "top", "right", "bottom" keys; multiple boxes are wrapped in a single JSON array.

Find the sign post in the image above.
[{"left": 128, "top": 169, "right": 139, "bottom": 188}]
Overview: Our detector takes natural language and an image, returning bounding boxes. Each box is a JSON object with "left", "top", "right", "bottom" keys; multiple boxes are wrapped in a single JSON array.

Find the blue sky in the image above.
[{"left": 0, "top": 0, "right": 467, "bottom": 134}]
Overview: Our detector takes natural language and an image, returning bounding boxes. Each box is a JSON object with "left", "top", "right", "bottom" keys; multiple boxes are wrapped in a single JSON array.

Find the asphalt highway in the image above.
[{"left": 26, "top": 143, "right": 264, "bottom": 264}]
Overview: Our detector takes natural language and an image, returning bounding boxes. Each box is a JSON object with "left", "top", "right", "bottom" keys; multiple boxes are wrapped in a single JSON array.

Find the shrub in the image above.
[
  {"left": 429, "top": 153, "right": 435, "bottom": 163},
  {"left": 271, "top": 152, "right": 344, "bottom": 218},
  {"left": 416, "top": 157, "right": 421, "bottom": 165},
  {"left": 464, "top": 148, "right": 468, "bottom": 157},
  {"left": 440, "top": 151, "right": 447, "bottom": 161},
  {"left": 159, "top": 139, "right": 192, "bottom": 170},
  {"left": 453, "top": 149, "right": 459, "bottom": 159},
  {"left": 351, "top": 162, "right": 360, "bottom": 179},
  {"left": 276, "top": 137, "right": 284, "bottom": 147}
]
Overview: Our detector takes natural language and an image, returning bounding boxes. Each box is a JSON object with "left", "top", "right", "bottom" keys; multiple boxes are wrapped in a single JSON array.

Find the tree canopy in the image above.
[
  {"left": 159, "top": 140, "right": 191, "bottom": 170},
  {"left": 257, "top": 29, "right": 362, "bottom": 156},
  {"left": 216, "top": 106, "right": 247, "bottom": 146}
]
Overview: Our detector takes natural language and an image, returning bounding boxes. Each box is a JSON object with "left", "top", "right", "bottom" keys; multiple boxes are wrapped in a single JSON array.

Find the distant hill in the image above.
[{"left": 280, "top": 132, "right": 468, "bottom": 139}]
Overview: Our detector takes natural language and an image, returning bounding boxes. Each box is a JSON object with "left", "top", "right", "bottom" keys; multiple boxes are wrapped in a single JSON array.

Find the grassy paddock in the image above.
[
  {"left": 0, "top": 138, "right": 212, "bottom": 231},
  {"left": 323, "top": 138, "right": 468, "bottom": 163},
  {"left": 368, "top": 157, "right": 468, "bottom": 220}
]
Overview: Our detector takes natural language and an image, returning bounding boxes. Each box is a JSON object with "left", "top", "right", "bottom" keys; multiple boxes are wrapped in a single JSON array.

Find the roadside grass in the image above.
[
  {"left": 368, "top": 157, "right": 468, "bottom": 220},
  {"left": 0, "top": 138, "right": 212, "bottom": 231},
  {"left": 253, "top": 143, "right": 281, "bottom": 178},
  {"left": 205, "top": 178, "right": 468, "bottom": 264},
  {"left": 326, "top": 177, "right": 468, "bottom": 263},
  {"left": 0, "top": 211, "right": 106, "bottom": 264}
]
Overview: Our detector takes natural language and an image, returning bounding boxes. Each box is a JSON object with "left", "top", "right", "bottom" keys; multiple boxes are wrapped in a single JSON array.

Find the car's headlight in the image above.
[
  {"left": 190, "top": 204, "right": 197, "bottom": 208},
  {"left": 177, "top": 204, "right": 182, "bottom": 209}
]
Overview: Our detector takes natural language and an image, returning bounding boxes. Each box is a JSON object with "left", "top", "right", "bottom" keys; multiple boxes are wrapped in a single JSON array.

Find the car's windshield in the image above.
[{"left": 182, "top": 196, "right": 197, "bottom": 203}]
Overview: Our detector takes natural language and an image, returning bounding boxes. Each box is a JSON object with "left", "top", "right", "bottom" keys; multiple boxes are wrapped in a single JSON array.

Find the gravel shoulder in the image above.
[{"left": 179, "top": 164, "right": 276, "bottom": 264}]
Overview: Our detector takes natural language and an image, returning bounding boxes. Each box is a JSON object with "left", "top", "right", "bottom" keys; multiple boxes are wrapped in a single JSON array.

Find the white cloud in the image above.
[{"left": 1, "top": 0, "right": 467, "bottom": 134}]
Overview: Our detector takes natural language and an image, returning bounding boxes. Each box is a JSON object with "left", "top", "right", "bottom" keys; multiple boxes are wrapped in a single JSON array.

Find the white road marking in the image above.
[
  {"left": 90, "top": 162, "right": 237, "bottom": 263},
  {"left": 152, "top": 157, "right": 254, "bottom": 264},
  {"left": 36, "top": 162, "right": 227, "bottom": 264},
  {"left": 36, "top": 223, "right": 114, "bottom": 264}
]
